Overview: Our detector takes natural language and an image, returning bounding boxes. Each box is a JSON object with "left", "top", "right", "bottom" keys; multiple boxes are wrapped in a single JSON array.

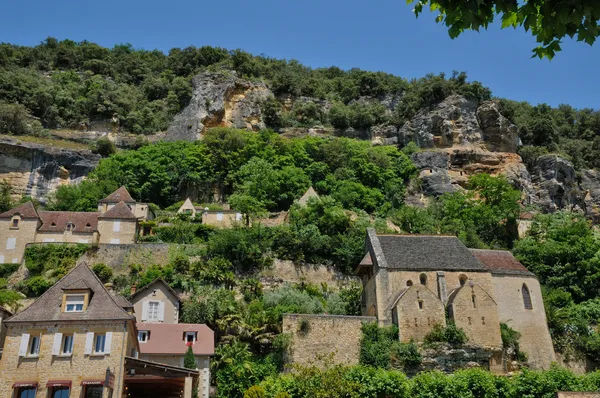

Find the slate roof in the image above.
[
  {"left": 470, "top": 249, "right": 535, "bottom": 277},
  {"left": 5, "top": 263, "right": 134, "bottom": 323},
  {"left": 0, "top": 305, "right": 13, "bottom": 316},
  {"left": 130, "top": 278, "right": 180, "bottom": 303},
  {"left": 0, "top": 202, "right": 39, "bottom": 219},
  {"left": 99, "top": 186, "right": 135, "bottom": 203},
  {"left": 62, "top": 279, "right": 92, "bottom": 290},
  {"left": 138, "top": 323, "right": 214, "bottom": 356},
  {"left": 373, "top": 233, "right": 487, "bottom": 272},
  {"left": 111, "top": 293, "right": 134, "bottom": 309},
  {"left": 98, "top": 201, "right": 137, "bottom": 219},
  {"left": 38, "top": 211, "right": 99, "bottom": 233}
]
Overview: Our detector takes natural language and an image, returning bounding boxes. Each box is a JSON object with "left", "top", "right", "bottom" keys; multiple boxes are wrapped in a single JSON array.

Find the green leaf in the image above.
[{"left": 501, "top": 12, "right": 518, "bottom": 29}]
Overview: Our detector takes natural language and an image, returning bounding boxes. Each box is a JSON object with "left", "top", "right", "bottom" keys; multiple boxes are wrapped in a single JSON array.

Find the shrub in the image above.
[
  {"left": 244, "top": 385, "right": 266, "bottom": 398},
  {"left": 241, "top": 278, "right": 263, "bottom": 302},
  {"left": 24, "top": 244, "right": 88, "bottom": 276},
  {"left": 18, "top": 276, "right": 52, "bottom": 297},
  {"left": 390, "top": 341, "right": 422, "bottom": 370},
  {"left": 0, "top": 262, "right": 20, "bottom": 278},
  {"left": 297, "top": 318, "right": 311, "bottom": 336},
  {"left": 91, "top": 138, "right": 116, "bottom": 157},
  {"left": 360, "top": 322, "right": 401, "bottom": 369},
  {"left": 424, "top": 323, "right": 468, "bottom": 347},
  {"left": 92, "top": 263, "right": 113, "bottom": 283}
]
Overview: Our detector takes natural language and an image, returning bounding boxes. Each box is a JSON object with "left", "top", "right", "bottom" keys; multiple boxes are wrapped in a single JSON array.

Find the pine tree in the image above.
[{"left": 184, "top": 345, "right": 196, "bottom": 369}]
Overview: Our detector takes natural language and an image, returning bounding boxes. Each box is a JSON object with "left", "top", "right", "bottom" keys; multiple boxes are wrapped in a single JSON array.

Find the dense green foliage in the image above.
[
  {"left": 23, "top": 243, "right": 89, "bottom": 277},
  {"left": 256, "top": 364, "right": 600, "bottom": 398},
  {"left": 359, "top": 323, "right": 422, "bottom": 371},
  {"left": 408, "top": 0, "right": 600, "bottom": 59},
  {"left": 423, "top": 323, "right": 468, "bottom": 347}
]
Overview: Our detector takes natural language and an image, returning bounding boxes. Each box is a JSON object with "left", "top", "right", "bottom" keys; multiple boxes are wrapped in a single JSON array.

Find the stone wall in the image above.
[
  {"left": 78, "top": 243, "right": 171, "bottom": 273},
  {"left": 395, "top": 285, "right": 446, "bottom": 343},
  {"left": 490, "top": 275, "right": 556, "bottom": 369},
  {"left": 557, "top": 393, "right": 600, "bottom": 398},
  {"left": 97, "top": 219, "right": 137, "bottom": 244},
  {"left": 258, "top": 260, "right": 360, "bottom": 291},
  {"left": 0, "top": 320, "right": 133, "bottom": 398},
  {"left": 0, "top": 217, "right": 39, "bottom": 264},
  {"left": 132, "top": 283, "right": 179, "bottom": 324},
  {"left": 282, "top": 314, "right": 375, "bottom": 366},
  {"left": 35, "top": 231, "right": 97, "bottom": 244}
]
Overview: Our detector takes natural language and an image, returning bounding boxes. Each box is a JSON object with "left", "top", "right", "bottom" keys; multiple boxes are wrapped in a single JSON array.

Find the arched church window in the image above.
[
  {"left": 406, "top": 280, "right": 413, "bottom": 287},
  {"left": 459, "top": 274, "right": 468, "bottom": 286},
  {"left": 419, "top": 273, "right": 427, "bottom": 286},
  {"left": 522, "top": 284, "right": 533, "bottom": 310}
]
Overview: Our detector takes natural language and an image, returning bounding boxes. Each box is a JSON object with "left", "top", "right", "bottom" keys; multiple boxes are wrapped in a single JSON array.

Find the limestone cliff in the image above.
[
  {"left": 0, "top": 137, "right": 100, "bottom": 204},
  {"left": 166, "top": 71, "right": 272, "bottom": 141}
]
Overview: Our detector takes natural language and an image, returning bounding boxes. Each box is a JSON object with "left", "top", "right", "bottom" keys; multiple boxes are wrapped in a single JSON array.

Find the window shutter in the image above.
[
  {"left": 141, "top": 301, "right": 149, "bottom": 322},
  {"left": 104, "top": 332, "right": 113, "bottom": 354},
  {"left": 18, "top": 333, "right": 30, "bottom": 356},
  {"left": 52, "top": 333, "right": 62, "bottom": 356},
  {"left": 84, "top": 332, "right": 94, "bottom": 355},
  {"left": 158, "top": 301, "right": 165, "bottom": 322},
  {"left": 113, "top": 221, "right": 121, "bottom": 232},
  {"left": 6, "top": 238, "right": 16, "bottom": 250}
]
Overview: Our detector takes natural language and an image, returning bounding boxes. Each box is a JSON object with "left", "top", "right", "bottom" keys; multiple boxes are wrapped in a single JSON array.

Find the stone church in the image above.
[{"left": 355, "top": 229, "right": 556, "bottom": 370}]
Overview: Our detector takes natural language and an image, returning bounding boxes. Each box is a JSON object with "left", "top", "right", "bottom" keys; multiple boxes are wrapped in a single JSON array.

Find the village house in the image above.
[
  {"left": 0, "top": 264, "right": 210, "bottom": 398},
  {"left": 129, "top": 278, "right": 213, "bottom": 398},
  {"left": 0, "top": 187, "right": 149, "bottom": 263},
  {"left": 355, "top": 229, "right": 556, "bottom": 370},
  {"left": 0, "top": 305, "right": 13, "bottom": 358},
  {"left": 177, "top": 199, "right": 242, "bottom": 228}
]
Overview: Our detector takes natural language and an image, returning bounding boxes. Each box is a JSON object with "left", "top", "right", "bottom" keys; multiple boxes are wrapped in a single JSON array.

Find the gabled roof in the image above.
[
  {"left": 38, "top": 211, "right": 99, "bottom": 233},
  {"left": 366, "top": 229, "right": 486, "bottom": 272},
  {"left": 137, "top": 323, "right": 214, "bottom": 356},
  {"left": 98, "top": 201, "right": 137, "bottom": 220},
  {"left": 5, "top": 263, "right": 134, "bottom": 323},
  {"left": 0, "top": 305, "right": 13, "bottom": 316},
  {"left": 0, "top": 202, "right": 39, "bottom": 220},
  {"left": 298, "top": 187, "right": 320, "bottom": 206},
  {"left": 62, "top": 278, "right": 92, "bottom": 290},
  {"left": 111, "top": 293, "right": 134, "bottom": 309},
  {"left": 178, "top": 198, "right": 195, "bottom": 212},
  {"left": 99, "top": 186, "right": 135, "bottom": 204},
  {"left": 470, "top": 249, "right": 535, "bottom": 277},
  {"left": 130, "top": 278, "right": 180, "bottom": 303}
]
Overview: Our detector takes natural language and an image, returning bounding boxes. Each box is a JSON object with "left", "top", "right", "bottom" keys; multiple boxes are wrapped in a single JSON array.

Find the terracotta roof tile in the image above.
[
  {"left": 470, "top": 249, "right": 535, "bottom": 277},
  {"left": 99, "top": 186, "right": 135, "bottom": 203},
  {"left": 38, "top": 211, "right": 99, "bottom": 233},
  {"left": 98, "top": 201, "right": 137, "bottom": 220},
  {"left": 138, "top": 323, "right": 214, "bottom": 356},
  {"left": 0, "top": 202, "right": 39, "bottom": 219},
  {"left": 5, "top": 263, "right": 134, "bottom": 323}
]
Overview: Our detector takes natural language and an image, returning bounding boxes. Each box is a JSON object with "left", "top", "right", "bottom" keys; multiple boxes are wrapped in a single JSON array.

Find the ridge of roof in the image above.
[
  {"left": 98, "top": 201, "right": 137, "bottom": 219},
  {"left": 99, "top": 186, "right": 135, "bottom": 203},
  {"left": 5, "top": 263, "right": 133, "bottom": 323},
  {"left": 130, "top": 278, "right": 180, "bottom": 302},
  {"left": 0, "top": 201, "right": 39, "bottom": 219}
]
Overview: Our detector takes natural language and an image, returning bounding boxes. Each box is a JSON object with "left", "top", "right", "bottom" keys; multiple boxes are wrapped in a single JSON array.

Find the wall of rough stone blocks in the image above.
[
  {"left": 0, "top": 218, "right": 38, "bottom": 264},
  {"left": 132, "top": 283, "right": 179, "bottom": 324},
  {"left": 448, "top": 285, "right": 502, "bottom": 349},
  {"left": 490, "top": 275, "right": 556, "bottom": 369},
  {"left": 97, "top": 219, "right": 137, "bottom": 244},
  {"left": 557, "top": 393, "right": 600, "bottom": 398},
  {"left": 282, "top": 314, "right": 376, "bottom": 366},
  {"left": 395, "top": 285, "right": 446, "bottom": 342},
  {"left": 35, "top": 231, "right": 97, "bottom": 244},
  {"left": 0, "top": 321, "right": 132, "bottom": 398},
  {"left": 259, "top": 259, "right": 360, "bottom": 291},
  {"left": 78, "top": 243, "right": 171, "bottom": 272}
]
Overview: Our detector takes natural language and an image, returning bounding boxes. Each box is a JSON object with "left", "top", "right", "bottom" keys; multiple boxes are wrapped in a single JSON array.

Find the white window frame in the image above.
[
  {"left": 65, "top": 294, "right": 85, "bottom": 312},
  {"left": 147, "top": 301, "right": 160, "bottom": 322},
  {"left": 185, "top": 331, "right": 197, "bottom": 344},
  {"left": 113, "top": 221, "right": 121, "bottom": 232},
  {"left": 28, "top": 334, "right": 41, "bottom": 357},
  {"left": 6, "top": 237, "right": 16, "bottom": 250},
  {"left": 138, "top": 331, "right": 149, "bottom": 343},
  {"left": 62, "top": 334, "right": 74, "bottom": 355}
]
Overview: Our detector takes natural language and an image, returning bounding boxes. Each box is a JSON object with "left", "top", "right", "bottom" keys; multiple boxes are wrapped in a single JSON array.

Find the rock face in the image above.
[
  {"left": 399, "top": 95, "right": 520, "bottom": 153},
  {"left": 0, "top": 138, "right": 100, "bottom": 204},
  {"left": 167, "top": 71, "right": 272, "bottom": 141},
  {"left": 528, "top": 155, "right": 582, "bottom": 212}
]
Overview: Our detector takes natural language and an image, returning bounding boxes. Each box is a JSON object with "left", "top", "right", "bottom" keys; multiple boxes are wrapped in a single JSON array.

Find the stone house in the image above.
[
  {"left": 0, "top": 264, "right": 208, "bottom": 398},
  {"left": 201, "top": 210, "right": 242, "bottom": 228},
  {"left": 177, "top": 198, "right": 197, "bottom": 217},
  {"left": 0, "top": 187, "right": 148, "bottom": 263},
  {"left": 355, "top": 229, "right": 555, "bottom": 370},
  {"left": 0, "top": 305, "right": 13, "bottom": 358},
  {"left": 129, "top": 278, "right": 180, "bottom": 325},
  {"left": 0, "top": 262, "right": 139, "bottom": 398}
]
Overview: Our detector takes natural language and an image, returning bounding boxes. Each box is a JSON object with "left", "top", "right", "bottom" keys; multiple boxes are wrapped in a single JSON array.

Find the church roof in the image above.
[
  {"left": 5, "top": 263, "right": 134, "bottom": 324},
  {"left": 38, "top": 211, "right": 99, "bottom": 233},
  {"left": 98, "top": 201, "right": 137, "bottom": 220},
  {"left": 367, "top": 230, "right": 486, "bottom": 272},
  {"left": 470, "top": 249, "right": 535, "bottom": 277},
  {"left": 0, "top": 202, "right": 39, "bottom": 219},
  {"left": 99, "top": 186, "right": 135, "bottom": 203}
]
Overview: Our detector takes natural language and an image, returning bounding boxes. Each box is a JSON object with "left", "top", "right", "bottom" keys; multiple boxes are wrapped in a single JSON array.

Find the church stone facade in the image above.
[{"left": 356, "top": 229, "right": 555, "bottom": 370}]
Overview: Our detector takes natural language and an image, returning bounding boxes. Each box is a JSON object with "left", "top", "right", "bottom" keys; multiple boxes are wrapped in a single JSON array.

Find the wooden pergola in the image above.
[{"left": 124, "top": 356, "right": 200, "bottom": 398}]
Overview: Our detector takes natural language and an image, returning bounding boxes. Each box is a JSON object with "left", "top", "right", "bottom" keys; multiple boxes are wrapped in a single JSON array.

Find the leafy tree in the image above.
[
  {"left": 92, "top": 263, "right": 113, "bottom": 283},
  {"left": 229, "top": 193, "right": 267, "bottom": 227},
  {"left": 407, "top": 0, "right": 600, "bottom": 59},
  {"left": 0, "top": 179, "right": 13, "bottom": 212}
]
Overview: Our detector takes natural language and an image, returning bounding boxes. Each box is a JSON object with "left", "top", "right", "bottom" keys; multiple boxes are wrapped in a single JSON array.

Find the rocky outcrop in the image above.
[
  {"left": 167, "top": 71, "right": 272, "bottom": 141},
  {"left": 398, "top": 95, "right": 520, "bottom": 153},
  {"left": 528, "top": 155, "right": 583, "bottom": 212},
  {"left": 0, "top": 137, "right": 100, "bottom": 204}
]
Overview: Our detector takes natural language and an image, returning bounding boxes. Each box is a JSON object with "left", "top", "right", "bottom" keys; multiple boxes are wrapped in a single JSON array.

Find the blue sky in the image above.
[{"left": 1, "top": 0, "right": 597, "bottom": 109}]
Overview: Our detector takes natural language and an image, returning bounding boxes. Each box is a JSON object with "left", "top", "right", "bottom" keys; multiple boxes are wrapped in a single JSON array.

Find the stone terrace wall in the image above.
[
  {"left": 557, "top": 393, "right": 600, "bottom": 398},
  {"left": 282, "top": 314, "right": 375, "bottom": 367},
  {"left": 259, "top": 260, "right": 360, "bottom": 291},
  {"left": 78, "top": 243, "right": 171, "bottom": 273}
]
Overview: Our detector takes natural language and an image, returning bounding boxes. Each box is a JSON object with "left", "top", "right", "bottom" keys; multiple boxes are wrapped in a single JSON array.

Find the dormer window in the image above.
[
  {"left": 185, "top": 332, "right": 197, "bottom": 344},
  {"left": 65, "top": 294, "right": 85, "bottom": 312},
  {"left": 66, "top": 222, "right": 74, "bottom": 232},
  {"left": 138, "top": 331, "right": 149, "bottom": 343},
  {"left": 11, "top": 217, "right": 19, "bottom": 228}
]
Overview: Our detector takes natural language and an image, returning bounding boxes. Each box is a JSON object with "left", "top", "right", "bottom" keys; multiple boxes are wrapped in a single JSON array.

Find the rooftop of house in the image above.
[
  {"left": 297, "top": 186, "right": 320, "bottom": 206},
  {"left": 38, "top": 211, "right": 100, "bottom": 233},
  {"left": 470, "top": 249, "right": 535, "bottom": 277},
  {"left": 366, "top": 229, "right": 487, "bottom": 272},
  {"left": 98, "top": 201, "right": 137, "bottom": 220},
  {"left": 0, "top": 201, "right": 39, "bottom": 219},
  {"left": 5, "top": 263, "right": 134, "bottom": 324},
  {"left": 99, "top": 186, "right": 135, "bottom": 204},
  {"left": 138, "top": 323, "right": 214, "bottom": 356},
  {"left": 129, "top": 278, "right": 180, "bottom": 303}
]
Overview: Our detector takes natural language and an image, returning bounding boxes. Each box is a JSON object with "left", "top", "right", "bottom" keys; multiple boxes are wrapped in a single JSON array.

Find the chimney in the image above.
[
  {"left": 437, "top": 271, "right": 448, "bottom": 304},
  {"left": 130, "top": 284, "right": 137, "bottom": 295}
]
